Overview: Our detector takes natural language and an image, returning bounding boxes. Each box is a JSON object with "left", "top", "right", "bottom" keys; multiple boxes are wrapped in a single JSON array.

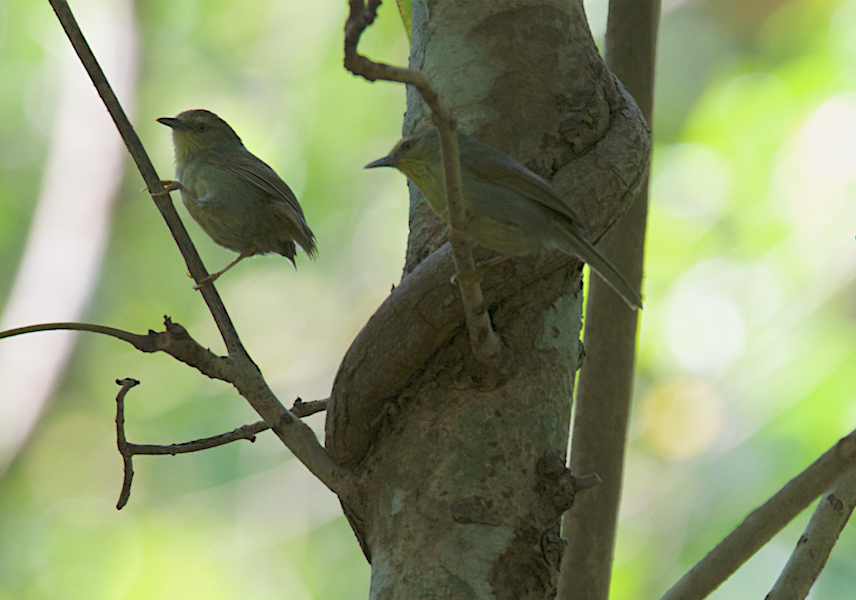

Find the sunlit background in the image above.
[{"left": 0, "top": 0, "right": 854, "bottom": 598}]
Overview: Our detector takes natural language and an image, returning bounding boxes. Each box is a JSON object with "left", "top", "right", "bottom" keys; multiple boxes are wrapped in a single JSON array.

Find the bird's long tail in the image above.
[{"left": 554, "top": 227, "right": 642, "bottom": 310}]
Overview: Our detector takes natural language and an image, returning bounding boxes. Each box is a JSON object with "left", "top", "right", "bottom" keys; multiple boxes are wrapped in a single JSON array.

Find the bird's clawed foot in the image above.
[
  {"left": 145, "top": 180, "right": 184, "bottom": 197},
  {"left": 192, "top": 271, "right": 223, "bottom": 290},
  {"left": 191, "top": 251, "right": 254, "bottom": 290}
]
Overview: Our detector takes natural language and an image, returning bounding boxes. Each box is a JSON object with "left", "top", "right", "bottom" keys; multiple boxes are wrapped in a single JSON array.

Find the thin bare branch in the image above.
[
  {"left": 47, "top": 0, "right": 354, "bottom": 502},
  {"left": 114, "top": 381, "right": 329, "bottom": 509},
  {"left": 660, "top": 429, "right": 856, "bottom": 600},
  {"left": 766, "top": 469, "right": 856, "bottom": 600},
  {"left": 3, "top": 315, "right": 350, "bottom": 497},
  {"left": 1, "top": 322, "right": 150, "bottom": 347},
  {"left": 344, "top": 0, "right": 501, "bottom": 365},
  {"left": 1, "top": 318, "right": 234, "bottom": 381},
  {"left": 48, "top": 0, "right": 241, "bottom": 356},
  {"left": 114, "top": 379, "right": 270, "bottom": 508},
  {"left": 128, "top": 421, "right": 271, "bottom": 456},
  {"left": 291, "top": 398, "right": 329, "bottom": 418},
  {"left": 115, "top": 377, "right": 139, "bottom": 509}
]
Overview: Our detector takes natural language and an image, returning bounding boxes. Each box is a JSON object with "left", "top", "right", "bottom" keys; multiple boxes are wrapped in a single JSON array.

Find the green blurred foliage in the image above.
[
  {"left": 596, "top": 0, "right": 856, "bottom": 597},
  {"left": 0, "top": 0, "right": 854, "bottom": 598},
  {"left": 395, "top": 0, "right": 412, "bottom": 40}
]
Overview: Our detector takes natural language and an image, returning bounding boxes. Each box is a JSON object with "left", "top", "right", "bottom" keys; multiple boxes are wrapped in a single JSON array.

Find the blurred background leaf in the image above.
[
  {"left": 0, "top": 0, "right": 854, "bottom": 598},
  {"left": 396, "top": 0, "right": 411, "bottom": 40}
]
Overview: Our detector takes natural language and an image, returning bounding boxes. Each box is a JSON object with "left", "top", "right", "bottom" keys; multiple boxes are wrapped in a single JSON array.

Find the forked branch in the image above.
[
  {"left": 766, "top": 468, "right": 856, "bottom": 599},
  {"left": 660, "top": 428, "right": 856, "bottom": 600},
  {"left": 114, "top": 378, "right": 328, "bottom": 509},
  {"left": 44, "top": 0, "right": 355, "bottom": 503}
]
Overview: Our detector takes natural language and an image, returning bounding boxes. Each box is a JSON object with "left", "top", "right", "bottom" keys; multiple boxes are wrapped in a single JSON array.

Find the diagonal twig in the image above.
[
  {"left": 47, "top": 0, "right": 354, "bottom": 503},
  {"left": 659, "top": 428, "right": 856, "bottom": 600},
  {"left": 344, "top": 0, "right": 501, "bottom": 365},
  {"left": 48, "top": 0, "right": 242, "bottom": 356},
  {"left": 766, "top": 468, "right": 856, "bottom": 600}
]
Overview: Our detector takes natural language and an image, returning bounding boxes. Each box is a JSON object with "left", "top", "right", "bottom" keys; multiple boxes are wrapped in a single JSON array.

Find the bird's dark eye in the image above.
[
  {"left": 196, "top": 123, "right": 207, "bottom": 133},
  {"left": 400, "top": 141, "right": 413, "bottom": 152}
]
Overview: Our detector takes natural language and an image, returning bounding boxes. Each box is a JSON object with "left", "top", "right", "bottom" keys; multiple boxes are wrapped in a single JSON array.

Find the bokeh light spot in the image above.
[{"left": 638, "top": 378, "right": 725, "bottom": 460}]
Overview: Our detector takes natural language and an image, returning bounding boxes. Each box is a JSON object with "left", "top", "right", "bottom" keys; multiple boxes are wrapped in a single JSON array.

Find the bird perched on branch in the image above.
[
  {"left": 365, "top": 127, "right": 641, "bottom": 310},
  {"left": 158, "top": 109, "right": 316, "bottom": 287}
]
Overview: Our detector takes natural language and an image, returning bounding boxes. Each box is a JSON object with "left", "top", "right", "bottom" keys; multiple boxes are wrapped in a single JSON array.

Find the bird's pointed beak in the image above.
[
  {"left": 364, "top": 155, "right": 397, "bottom": 169},
  {"left": 157, "top": 117, "right": 184, "bottom": 130}
]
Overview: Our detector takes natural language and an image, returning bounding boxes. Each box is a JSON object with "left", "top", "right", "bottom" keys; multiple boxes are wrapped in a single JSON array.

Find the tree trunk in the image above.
[{"left": 326, "top": 1, "right": 649, "bottom": 597}]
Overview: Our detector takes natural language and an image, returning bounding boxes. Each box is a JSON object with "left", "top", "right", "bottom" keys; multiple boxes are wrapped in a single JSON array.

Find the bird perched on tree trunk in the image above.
[
  {"left": 366, "top": 127, "right": 641, "bottom": 310},
  {"left": 158, "top": 109, "right": 316, "bottom": 287}
]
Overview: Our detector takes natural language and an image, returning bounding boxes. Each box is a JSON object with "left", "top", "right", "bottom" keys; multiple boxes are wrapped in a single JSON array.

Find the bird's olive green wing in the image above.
[
  {"left": 209, "top": 151, "right": 307, "bottom": 219},
  {"left": 458, "top": 134, "right": 587, "bottom": 228},
  {"left": 210, "top": 150, "right": 317, "bottom": 258}
]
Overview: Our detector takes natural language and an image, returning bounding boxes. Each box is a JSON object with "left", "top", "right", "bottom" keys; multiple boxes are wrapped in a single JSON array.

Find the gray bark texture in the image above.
[{"left": 325, "top": 1, "right": 650, "bottom": 598}]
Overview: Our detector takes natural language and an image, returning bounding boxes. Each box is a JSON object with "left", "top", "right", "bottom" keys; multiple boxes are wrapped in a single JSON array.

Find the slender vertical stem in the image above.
[{"left": 558, "top": 1, "right": 660, "bottom": 599}]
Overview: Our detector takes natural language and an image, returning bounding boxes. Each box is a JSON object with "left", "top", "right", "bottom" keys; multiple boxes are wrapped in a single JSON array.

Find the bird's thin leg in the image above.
[
  {"left": 193, "top": 249, "right": 256, "bottom": 290},
  {"left": 147, "top": 180, "right": 194, "bottom": 197},
  {"left": 450, "top": 254, "right": 508, "bottom": 284},
  {"left": 477, "top": 254, "right": 512, "bottom": 270}
]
